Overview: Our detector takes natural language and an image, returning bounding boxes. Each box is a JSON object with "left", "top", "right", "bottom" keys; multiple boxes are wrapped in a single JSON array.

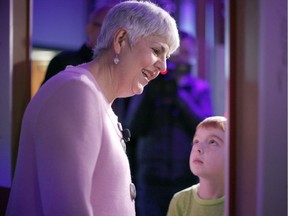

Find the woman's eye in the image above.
[{"left": 152, "top": 48, "right": 160, "bottom": 56}]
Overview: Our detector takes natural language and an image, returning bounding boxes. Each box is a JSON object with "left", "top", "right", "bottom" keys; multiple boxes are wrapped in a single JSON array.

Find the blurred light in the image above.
[
  {"left": 31, "top": 49, "right": 59, "bottom": 61},
  {"left": 161, "top": 70, "right": 168, "bottom": 75}
]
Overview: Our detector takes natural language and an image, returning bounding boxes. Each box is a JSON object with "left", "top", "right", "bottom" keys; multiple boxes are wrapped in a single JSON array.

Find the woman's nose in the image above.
[{"left": 155, "top": 57, "right": 167, "bottom": 74}]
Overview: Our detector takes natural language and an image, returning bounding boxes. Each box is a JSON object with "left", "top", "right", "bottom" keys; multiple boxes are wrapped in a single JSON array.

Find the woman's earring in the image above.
[{"left": 114, "top": 55, "right": 120, "bottom": 65}]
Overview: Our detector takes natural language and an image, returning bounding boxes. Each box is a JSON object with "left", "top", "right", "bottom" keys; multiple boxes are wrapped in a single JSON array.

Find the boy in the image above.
[{"left": 167, "top": 116, "right": 227, "bottom": 216}]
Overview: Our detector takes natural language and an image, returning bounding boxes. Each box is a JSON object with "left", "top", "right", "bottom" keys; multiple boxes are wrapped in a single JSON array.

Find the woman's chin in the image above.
[{"left": 132, "top": 85, "right": 144, "bottom": 95}]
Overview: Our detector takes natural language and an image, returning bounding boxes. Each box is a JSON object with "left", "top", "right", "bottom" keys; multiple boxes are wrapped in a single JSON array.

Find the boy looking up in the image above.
[{"left": 167, "top": 116, "right": 227, "bottom": 216}]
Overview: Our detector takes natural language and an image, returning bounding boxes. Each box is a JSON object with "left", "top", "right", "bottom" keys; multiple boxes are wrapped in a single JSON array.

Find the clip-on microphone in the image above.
[
  {"left": 117, "top": 122, "right": 131, "bottom": 143},
  {"left": 122, "top": 128, "right": 131, "bottom": 142}
]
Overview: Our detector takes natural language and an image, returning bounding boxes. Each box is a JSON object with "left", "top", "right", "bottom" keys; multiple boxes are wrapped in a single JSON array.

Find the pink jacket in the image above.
[{"left": 6, "top": 66, "right": 136, "bottom": 216}]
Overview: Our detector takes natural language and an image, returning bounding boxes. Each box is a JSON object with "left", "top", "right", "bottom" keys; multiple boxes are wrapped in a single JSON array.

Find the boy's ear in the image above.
[{"left": 113, "top": 29, "right": 128, "bottom": 54}]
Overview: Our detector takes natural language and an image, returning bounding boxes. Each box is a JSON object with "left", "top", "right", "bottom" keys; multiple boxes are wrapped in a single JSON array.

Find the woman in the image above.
[{"left": 6, "top": 1, "right": 179, "bottom": 215}]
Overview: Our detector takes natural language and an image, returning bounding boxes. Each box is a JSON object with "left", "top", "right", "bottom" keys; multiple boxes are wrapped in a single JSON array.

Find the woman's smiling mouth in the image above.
[{"left": 142, "top": 69, "right": 157, "bottom": 81}]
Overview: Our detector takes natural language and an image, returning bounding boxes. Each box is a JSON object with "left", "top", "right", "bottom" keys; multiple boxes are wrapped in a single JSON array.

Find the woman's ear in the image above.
[{"left": 113, "top": 29, "right": 128, "bottom": 54}]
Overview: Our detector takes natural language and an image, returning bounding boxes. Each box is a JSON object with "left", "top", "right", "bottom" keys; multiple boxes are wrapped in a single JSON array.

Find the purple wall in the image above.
[{"left": 32, "top": 0, "right": 90, "bottom": 50}]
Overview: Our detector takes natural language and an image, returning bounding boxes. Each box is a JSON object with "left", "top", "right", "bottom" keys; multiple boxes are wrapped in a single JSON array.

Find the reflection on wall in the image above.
[
  {"left": 178, "top": 0, "right": 196, "bottom": 36},
  {"left": 31, "top": 49, "right": 59, "bottom": 96}
]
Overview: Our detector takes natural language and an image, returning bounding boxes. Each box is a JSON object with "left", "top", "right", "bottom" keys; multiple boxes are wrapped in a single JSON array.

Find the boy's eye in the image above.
[
  {"left": 192, "top": 140, "right": 199, "bottom": 145},
  {"left": 209, "top": 139, "right": 217, "bottom": 145}
]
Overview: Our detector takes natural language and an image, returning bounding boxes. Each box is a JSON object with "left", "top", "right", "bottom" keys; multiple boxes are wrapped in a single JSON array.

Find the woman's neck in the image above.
[{"left": 81, "top": 59, "right": 117, "bottom": 105}]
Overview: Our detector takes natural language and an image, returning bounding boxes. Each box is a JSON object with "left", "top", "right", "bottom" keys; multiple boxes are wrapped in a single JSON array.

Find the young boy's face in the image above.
[{"left": 190, "top": 127, "right": 225, "bottom": 180}]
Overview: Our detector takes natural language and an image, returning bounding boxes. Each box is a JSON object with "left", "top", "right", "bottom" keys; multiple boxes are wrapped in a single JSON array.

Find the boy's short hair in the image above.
[{"left": 196, "top": 116, "right": 227, "bottom": 132}]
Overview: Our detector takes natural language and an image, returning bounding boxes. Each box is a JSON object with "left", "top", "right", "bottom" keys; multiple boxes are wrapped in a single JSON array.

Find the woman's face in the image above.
[{"left": 117, "top": 35, "right": 170, "bottom": 97}]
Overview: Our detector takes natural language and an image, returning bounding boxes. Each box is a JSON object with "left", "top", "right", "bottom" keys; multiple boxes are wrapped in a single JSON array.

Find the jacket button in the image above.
[{"left": 130, "top": 183, "right": 136, "bottom": 200}]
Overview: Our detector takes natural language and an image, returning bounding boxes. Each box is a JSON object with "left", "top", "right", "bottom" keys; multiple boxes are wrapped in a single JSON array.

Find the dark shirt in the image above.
[
  {"left": 127, "top": 73, "right": 213, "bottom": 182},
  {"left": 42, "top": 44, "right": 93, "bottom": 84}
]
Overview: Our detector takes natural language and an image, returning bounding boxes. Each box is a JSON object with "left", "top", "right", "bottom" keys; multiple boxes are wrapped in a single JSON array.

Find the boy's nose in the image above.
[
  {"left": 193, "top": 144, "right": 204, "bottom": 154},
  {"left": 197, "top": 147, "right": 203, "bottom": 154}
]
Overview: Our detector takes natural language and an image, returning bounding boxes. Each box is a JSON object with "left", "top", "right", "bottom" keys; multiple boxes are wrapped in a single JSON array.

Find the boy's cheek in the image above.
[{"left": 189, "top": 154, "right": 194, "bottom": 170}]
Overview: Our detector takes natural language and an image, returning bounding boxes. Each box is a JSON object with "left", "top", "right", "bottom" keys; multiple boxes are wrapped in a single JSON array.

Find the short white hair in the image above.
[{"left": 93, "top": 0, "right": 179, "bottom": 58}]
